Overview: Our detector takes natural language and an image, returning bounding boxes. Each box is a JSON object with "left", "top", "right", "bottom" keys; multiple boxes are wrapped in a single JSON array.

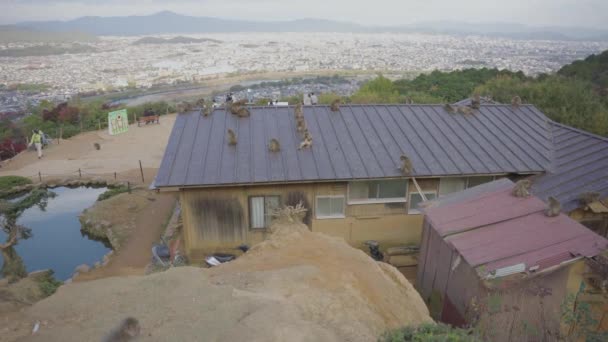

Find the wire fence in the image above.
[{"left": 18, "top": 160, "right": 151, "bottom": 189}]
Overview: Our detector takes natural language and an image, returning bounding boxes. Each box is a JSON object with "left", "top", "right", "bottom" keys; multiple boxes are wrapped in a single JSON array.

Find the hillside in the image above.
[
  {"left": 16, "top": 11, "right": 608, "bottom": 41},
  {"left": 558, "top": 50, "right": 608, "bottom": 90},
  {"left": 5, "top": 222, "right": 432, "bottom": 341}
]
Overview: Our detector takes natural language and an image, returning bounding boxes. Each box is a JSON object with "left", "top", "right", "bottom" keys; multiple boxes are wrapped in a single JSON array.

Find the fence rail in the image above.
[{"left": 17, "top": 160, "right": 149, "bottom": 186}]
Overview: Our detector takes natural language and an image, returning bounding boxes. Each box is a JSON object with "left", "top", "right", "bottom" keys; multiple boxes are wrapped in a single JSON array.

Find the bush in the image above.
[
  {"left": 38, "top": 270, "right": 62, "bottom": 297},
  {"left": 0, "top": 175, "right": 32, "bottom": 191},
  {"left": 380, "top": 323, "right": 479, "bottom": 342},
  {"left": 97, "top": 185, "right": 129, "bottom": 201}
]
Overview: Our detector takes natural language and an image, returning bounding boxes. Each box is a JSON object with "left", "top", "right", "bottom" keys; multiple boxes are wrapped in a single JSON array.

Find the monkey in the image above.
[
  {"left": 203, "top": 105, "right": 212, "bottom": 117},
  {"left": 511, "top": 96, "right": 522, "bottom": 108},
  {"left": 227, "top": 129, "right": 237, "bottom": 146},
  {"left": 404, "top": 97, "right": 413, "bottom": 105},
  {"left": 235, "top": 107, "right": 250, "bottom": 117},
  {"left": 511, "top": 179, "right": 531, "bottom": 198},
  {"left": 330, "top": 99, "right": 341, "bottom": 112},
  {"left": 471, "top": 94, "right": 481, "bottom": 110},
  {"left": 545, "top": 196, "right": 561, "bottom": 217},
  {"left": 94, "top": 142, "right": 101, "bottom": 150},
  {"left": 103, "top": 317, "right": 140, "bottom": 342},
  {"left": 233, "top": 99, "right": 248, "bottom": 106},
  {"left": 457, "top": 106, "right": 474, "bottom": 115},
  {"left": 195, "top": 98, "right": 206, "bottom": 108},
  {"left": 443, "top": 103, "right": 456, "bottom": 113},
  {"left": 298, "top": 132, "right": 313, "bottom": 150},
  {"left": 269, "top": 138, "right": 281, "bottom": 152},
  {"left": 295, "top": 103, "right": 303, "bottom": 116},
  {"left": 579, "top": 192, "right": 600, "bottom": 208},
  {"left": 399, "top": 155, "right": 413, "bottom": 175},
  {"left": 296, "top": 119, "right": 307, "bottom": 134}
]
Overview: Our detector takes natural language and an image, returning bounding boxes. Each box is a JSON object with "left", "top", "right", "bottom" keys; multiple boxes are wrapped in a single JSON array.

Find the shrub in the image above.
[
  {"left": 380, "top": 323, "right": 479, "bottom": 342},
  {"left": 0, "top": 175, "right": 32, "bottom": 191},
  {"left": 97, "top": 185, "right": 129, "bottom": 201},
  {"left": 38, "top": 270, "right": 62, "bottom": 297}
]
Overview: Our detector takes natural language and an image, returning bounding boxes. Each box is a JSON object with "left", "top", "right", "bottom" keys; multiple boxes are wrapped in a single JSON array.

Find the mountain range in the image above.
[{"left": 14, "top": 11, "right": 608, "bottom": 41}]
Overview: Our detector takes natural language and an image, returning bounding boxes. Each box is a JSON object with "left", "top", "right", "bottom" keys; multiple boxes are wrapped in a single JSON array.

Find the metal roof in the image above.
[
  {"left": 531, "top": 121, "right": 608, "bottom": 211},
  {"left": 155, "top": 104, "right": 554, "bottom": 188},
  {"left": 423, "top": 179, "right": 608, "bottom": 275}
]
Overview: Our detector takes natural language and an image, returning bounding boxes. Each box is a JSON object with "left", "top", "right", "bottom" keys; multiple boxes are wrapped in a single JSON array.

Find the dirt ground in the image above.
[
  {"left": 3, "top": 222, "right": 432, "bottom": 342},
  {"left": 76, "top": 191, "right": 177, "bottom": 281},
  {"left": 0, "top": 115, "right": 176, "bottom": 183}
]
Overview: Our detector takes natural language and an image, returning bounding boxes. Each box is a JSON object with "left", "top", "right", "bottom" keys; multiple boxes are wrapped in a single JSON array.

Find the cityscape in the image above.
[{"left": 1, "top": 32, "right": 608, "bottom": 113}]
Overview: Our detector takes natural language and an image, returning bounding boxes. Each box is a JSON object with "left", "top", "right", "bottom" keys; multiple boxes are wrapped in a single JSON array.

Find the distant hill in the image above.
[
  {"left": 558, "top": 50, "right": 608, "bottom": 90},
  {"left": 0, "top": 44, "right": 97, "bottom": 57},
  {"left": 0, "top": 25, "right": 97, "bottom": 43},
  {"left": 15, "top": 11, "right": 608, "bottom": 41},
  {"left": 18, "top": 11, "right": 362, "bottom": 36},
  {"left": 133, "top": 36, "right": 222, "bottom": 45}
]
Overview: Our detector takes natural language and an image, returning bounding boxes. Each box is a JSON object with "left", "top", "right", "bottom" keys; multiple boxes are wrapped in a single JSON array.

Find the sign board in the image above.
[{"left": 108, "top": 109, "right": 129, "bottom": 136}]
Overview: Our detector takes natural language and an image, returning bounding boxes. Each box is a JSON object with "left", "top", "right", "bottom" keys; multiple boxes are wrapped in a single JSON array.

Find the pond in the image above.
[{"left": 0, "top": 187, "right": 112, "bottom": 281}]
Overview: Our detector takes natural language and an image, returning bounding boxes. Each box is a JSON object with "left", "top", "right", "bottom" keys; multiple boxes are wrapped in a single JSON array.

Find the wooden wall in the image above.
[{"left": 180, "top": 178, "right": 440, "bottom": 261}]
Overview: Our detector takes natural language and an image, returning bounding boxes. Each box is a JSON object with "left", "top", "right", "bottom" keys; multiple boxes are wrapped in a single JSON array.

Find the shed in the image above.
[{"left": 417, "top": 179, "right": 608, "bottom": 340}]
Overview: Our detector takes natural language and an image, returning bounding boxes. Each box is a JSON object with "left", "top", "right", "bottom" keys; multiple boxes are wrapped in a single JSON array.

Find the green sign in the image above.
[{"left": 108, "top": 109, "right": 129, "bottom": 136}]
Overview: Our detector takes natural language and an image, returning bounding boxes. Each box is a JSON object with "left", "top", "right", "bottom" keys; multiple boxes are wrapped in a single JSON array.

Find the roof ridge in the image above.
[{"left": 549, "top": 120, "right": 608, "bottom": 143}]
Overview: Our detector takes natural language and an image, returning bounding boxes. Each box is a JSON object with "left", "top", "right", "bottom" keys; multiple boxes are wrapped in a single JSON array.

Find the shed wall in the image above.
[{"left": 181, "top": 180, "right": 433, "bottom": 261}]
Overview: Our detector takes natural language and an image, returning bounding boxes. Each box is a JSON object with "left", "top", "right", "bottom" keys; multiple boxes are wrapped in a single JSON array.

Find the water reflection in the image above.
[{"left": 0, "top": 187, "right": 112, "bottom": 281}]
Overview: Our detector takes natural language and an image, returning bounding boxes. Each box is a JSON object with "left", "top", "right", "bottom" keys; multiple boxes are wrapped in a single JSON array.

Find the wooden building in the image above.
[
  {"left": 154, "top": 103, "right": 608, "bottom": 261},
  {"left": 418, "top": 179, "right": 608, "bottom": 341}
]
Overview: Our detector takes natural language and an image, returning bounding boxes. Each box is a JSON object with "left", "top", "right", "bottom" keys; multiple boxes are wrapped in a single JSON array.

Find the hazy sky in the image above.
[{"left": 2, "top": 0, "right": 608, "bottom": 29}]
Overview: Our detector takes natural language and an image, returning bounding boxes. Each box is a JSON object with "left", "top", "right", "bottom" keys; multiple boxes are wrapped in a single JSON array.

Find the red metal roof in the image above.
[{"left": 423, "top": 179, "right": 608, "bottom": 276}]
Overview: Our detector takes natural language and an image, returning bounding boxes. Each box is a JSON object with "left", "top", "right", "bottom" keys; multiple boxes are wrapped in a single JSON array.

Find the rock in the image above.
[
  {"left": 128, "top": 203, "right": 138, "bottom": 211},
  {"left": 74, "top": 264, "right": 91, "bottom": 274},
  {"left": 99, "top": 220, "right": 112, "bottom": 228},
  {"left": 387, "top": 255, "right": 418, "bottom": 267}
]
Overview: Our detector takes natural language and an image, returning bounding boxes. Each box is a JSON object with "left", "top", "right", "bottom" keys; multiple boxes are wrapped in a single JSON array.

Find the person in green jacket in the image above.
[{"left": 29, "top": 129, "right": 43, "bottom": 159}]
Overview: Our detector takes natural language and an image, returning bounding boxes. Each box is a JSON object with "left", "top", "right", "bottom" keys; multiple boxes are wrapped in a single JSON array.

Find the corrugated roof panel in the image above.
[
  {"left": 155, "top": 104, "right": 555, "bottom": 188},
  {"left": 426, "top": 179, "right": 608, "bottom": 274},
  {"left": 168, "top": 113, "right": 200, "bottom": 186},
  {"left": 532, "top": 121, "right": 608, "bottom": 211}
]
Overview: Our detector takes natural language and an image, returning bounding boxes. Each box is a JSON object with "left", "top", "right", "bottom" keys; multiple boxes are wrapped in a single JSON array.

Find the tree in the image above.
[{"left": 351, "top": 75, "right": 402, "bottom": 104}]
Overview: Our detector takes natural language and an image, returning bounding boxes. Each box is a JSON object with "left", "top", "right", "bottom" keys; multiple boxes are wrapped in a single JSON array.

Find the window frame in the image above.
[
  {"left": 248, "top": 195, "right": 281, "bottom": 229},
  {"left": 408, "top": 191, "right": 438, "bottom": 215},
  {"left": 315, "top": 195, "right": 346, "bottom": 219},
  {"left": 347, "top": 179, "right": 408, "bottom": 205},
  {"left": 438, "top": 176, "right": 498, "bottom": 197}
]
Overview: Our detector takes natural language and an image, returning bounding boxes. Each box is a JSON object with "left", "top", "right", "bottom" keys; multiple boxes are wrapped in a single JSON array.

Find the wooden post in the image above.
[
  {"left": 78, "top": 168, "right": 82, "bottom": 178},
  {"left": 38, "top": 171, "right": 42, "bottom": 183},
  {"left": 114, "top": 172, "right": 117, "bottom": 180},
  {"left": 127, "top": 181, "right": 131, "bottom": 194},
  {"left": 139, "top": 160, "right": 145, "bottom": 183},
  {"left": 98, "top": 119, "right": 101, "bottom": 131}
]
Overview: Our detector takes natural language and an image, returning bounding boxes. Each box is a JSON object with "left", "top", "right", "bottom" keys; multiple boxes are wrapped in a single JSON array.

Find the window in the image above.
[
  {"left": 438, "top": 176, "right": 497, "bottom": 197},
  {"left": 316, "top": 196, "right": 345, "bottom": 219},
  {"left": 408, "top": 191, "right": 437, "bottom": 214},
  {"left": 439, "top": 177, "right": 467, "bottom": 196},
  {"left": 467, "top": 176, "right": 495, "bottom": 188},
  {"left": 249, "top": 195, "right": 280, "bottom": 229},
  {"left": 348, "top": 180, "right": 408, "bottom": 204}
]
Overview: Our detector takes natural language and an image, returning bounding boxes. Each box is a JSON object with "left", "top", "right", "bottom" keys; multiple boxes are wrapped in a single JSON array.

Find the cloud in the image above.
[{"left": 2, "top": 0, "right": 608, "bottom": 29}]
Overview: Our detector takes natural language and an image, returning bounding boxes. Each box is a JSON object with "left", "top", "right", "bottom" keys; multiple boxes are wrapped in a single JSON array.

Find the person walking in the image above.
[{"left": 29, "top": 129, "right": 43, "bottom": 159}]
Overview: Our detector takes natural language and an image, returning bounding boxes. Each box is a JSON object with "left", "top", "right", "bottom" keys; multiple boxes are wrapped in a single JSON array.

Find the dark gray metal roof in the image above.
[
  {"left": 452, "top": 97, "right": 500, "bottom": 106},
  {"left": 531, "top": 121, "right": 608, "bottom": 212},
  {"left": 155, "top": 104, "right": 554, "bottom": 188}
]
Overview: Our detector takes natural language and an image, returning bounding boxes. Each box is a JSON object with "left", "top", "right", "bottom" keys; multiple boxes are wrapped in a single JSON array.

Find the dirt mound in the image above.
[{"left": 6, "top": 223, "right": 431, "bottom": 342}]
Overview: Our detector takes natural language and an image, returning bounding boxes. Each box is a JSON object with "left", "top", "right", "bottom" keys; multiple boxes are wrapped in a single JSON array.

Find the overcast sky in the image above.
[{"left": 2, "top": 0, "right": 608, "bottom": 29}]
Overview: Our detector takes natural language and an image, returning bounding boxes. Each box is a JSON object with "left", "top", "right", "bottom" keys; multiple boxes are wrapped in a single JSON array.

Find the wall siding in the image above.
[{"left": 180, "top": 179, "right": 439, "bottom": 261}]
